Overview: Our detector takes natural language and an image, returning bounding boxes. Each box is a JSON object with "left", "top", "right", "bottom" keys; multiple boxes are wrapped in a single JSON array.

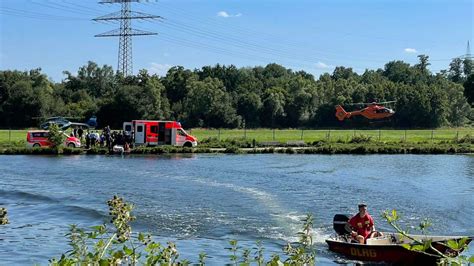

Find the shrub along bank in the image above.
[{"left": 0, "top": 140, "right": 473, "bottom": 155}]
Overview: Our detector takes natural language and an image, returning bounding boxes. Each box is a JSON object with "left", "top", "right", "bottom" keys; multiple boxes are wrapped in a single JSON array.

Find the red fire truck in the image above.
[{"left": 123, "top": 120, "right": 197, "bottom": 147}]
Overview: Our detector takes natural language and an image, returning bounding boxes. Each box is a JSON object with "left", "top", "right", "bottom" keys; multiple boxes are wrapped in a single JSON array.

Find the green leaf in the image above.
[
  {"left": 412, "top": 244, "right": 427, "bottom": 251},
  {"left": 401, "top": 244, "right": 412, "bottom": 250},
  {"left": 138, "top": 232, "right": 145, "bottom": 242},
  {"left": 458, "top": 237, "right": 467, "bottom": 248},
  {"left": 96, "top": 239, "right": 105, "bottom": 249},
  {"left": 469, "top": 255, "right": 474, "bottom": 263},
  {"left": 391, "top": 209, "right": 398, "bottom": 220},
  {"left": 91, "top": 225, "right": 103, "bottom": 231},
  {"left": 123, "top": 245, "right": 133, "bottom": 256},
  {"left": 99, "top": 259, "right": 109, "bottom": 266},
  {"left": 423, "top": 240, "right": 432, "bottom": 251},
  {"left": 113, "top": 250, "right": 124, "bottom": 259},
  {"left": 447, "top": 239, "right": 459, "bottom": 250}
]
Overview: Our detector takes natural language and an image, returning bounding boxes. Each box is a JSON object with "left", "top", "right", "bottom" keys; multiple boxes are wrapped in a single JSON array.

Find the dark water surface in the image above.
[{"left": 0, "top": 154, "right": 473, "bottom": 265}]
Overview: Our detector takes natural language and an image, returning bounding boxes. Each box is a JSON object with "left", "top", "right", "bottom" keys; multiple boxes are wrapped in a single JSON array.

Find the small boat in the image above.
[
  {"left": 112, "top": 145, "right": 131, "bottom": 155},
  {"left": 326, "top": 214, "right": 473, "bottom": 264}
]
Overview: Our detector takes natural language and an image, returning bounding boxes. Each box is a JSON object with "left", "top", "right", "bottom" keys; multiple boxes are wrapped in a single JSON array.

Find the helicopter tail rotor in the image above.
[{"left": 335, "top": 105, "right": 349, "bottom": 121}]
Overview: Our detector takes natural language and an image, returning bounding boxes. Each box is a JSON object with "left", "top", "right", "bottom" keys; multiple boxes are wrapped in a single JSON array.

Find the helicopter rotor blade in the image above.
[
  {"left": 343, "top": 100, "right": 397, "bottom": 106},
  {"left": 344, "top": 102, "right": 368, "bottom": 106},
  {"left": 377, "top": 100, "right": 397, "bottom": 104}
]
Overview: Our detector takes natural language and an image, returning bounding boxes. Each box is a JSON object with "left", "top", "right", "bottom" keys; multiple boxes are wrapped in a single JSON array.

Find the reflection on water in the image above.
[{"left": 0, "top": 154, "right": 473, "bottom": 265}]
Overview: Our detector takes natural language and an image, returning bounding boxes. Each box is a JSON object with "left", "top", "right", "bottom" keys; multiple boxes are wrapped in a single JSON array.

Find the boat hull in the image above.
[{"left": 326, "top": 235, "right": 472, "bottom": 264}]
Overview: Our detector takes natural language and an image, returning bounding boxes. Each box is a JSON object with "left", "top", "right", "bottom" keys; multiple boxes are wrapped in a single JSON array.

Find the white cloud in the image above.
[
  {"left": 149, "top": 63, "right": 172, "bottom": 76},
  {"left": 217, "top": 11, "right": 242, "bottom": 18},
  {"left": 404, "top": 48, "right": 418, "bottom": 53},
  {"left": 217, "top": 11, "right": 230, "bottom": 18},
  {"left": 315, "top": 61, "right": 332, "bottom": 69}
]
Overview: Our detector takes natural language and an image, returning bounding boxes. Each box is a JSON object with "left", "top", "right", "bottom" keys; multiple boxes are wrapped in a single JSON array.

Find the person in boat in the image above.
[{"left": 347, "top": 203, "right": 383, "bottom": 244}]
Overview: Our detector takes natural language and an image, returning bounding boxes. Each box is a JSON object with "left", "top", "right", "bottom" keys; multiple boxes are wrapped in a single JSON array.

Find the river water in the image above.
[{"left": 0, "top": 154, "right": 473, "bottom": 265}]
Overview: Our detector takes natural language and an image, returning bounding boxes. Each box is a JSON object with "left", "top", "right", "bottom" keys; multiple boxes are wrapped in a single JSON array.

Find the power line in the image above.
[
  {"left": 2, "top": 1, "right": 459, "bottom": 73},
  {"left": 0, "top": 6, "right": 87, "bottom": 21},
  {"left": 94, "top": 0, "right": 161, "bottom": 76},
  {"left": 136, "top": 24, "right": 369, "bottom": 72},
  {"left": 141, "top": 3, "right": 406, "bottom": 60},
  {"left": 28, "top": 0, "right": 98, "bottom": 17}
]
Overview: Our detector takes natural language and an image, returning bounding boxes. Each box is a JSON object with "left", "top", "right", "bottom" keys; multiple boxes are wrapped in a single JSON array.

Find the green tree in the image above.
[
  {"left": 445, "top": 84, "right": 471, "bottom": 126},
  {"left": 463, "top": 58, "right": 473, "bottom": 76},
  {"left": 63, "top": 61, "right": 115, "bottom": 98},
  {"left": 261, "top": 86, "right": 286, "bottom": 127},
  {"left": 383, "top": 61, "right": 414, "bottom": 83},
  {"left": 162, "top": 66, "right": 197, "bottom": 104},
  {"left": 464, "top": 74, "right": 474, "bottom": 106},
  {"left": 415, "top": 55, "right": 430, "bottom": 76},
  {"left": 184, "top": 78, "right": 241, "bottom": 128},
  {"left": 237, "top": 92, "right": 262, "bottom": 128},
  {"left": 332, "top": 66, "right": 358, "bottom": 81},
  {"left": 449, "top": 58, "right": 464, "bottom": 83},
  {"left": 283, "top": 75, "right": 315, "bottom": 127},
  {"left": 2, "top": 81, "right": 42, "bottom": 128}
]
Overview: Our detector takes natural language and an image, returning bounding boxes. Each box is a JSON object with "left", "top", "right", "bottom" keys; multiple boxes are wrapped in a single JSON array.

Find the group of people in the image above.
[{"left": 70, "top": 125, "right": 133, "bottom": 151}]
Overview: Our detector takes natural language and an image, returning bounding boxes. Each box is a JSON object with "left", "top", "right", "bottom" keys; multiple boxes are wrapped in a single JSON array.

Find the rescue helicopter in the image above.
[
  {"left": 33, "top": 116, "right": 97, "bottom": 130},
  {"left": 335, "top": 101, "right": 396, "bottom": 121}
]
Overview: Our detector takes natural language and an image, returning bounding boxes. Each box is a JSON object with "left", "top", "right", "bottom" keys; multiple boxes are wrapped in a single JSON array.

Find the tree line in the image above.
[{"left": 0, "top": 55, "right": 473, "bottom": 129}]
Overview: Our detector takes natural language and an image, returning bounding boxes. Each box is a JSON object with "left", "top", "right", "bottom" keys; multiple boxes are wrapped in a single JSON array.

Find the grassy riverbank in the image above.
[
  {"left": 1, "top": 142, "right": 473, "bottom": 155},
  {"left": 1, "top": 128, "right": 473, "bottom": 144},
  {"left": 1, "top": 128, "right": 472, "bottom": 155},
  {"left": 188, "top": 128, "right": 474, "bottom": 143}
]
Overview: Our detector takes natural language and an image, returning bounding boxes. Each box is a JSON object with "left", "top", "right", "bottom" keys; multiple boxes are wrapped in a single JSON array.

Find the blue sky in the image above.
[{"left": 0, "top": 0, "right": 472, "bottom": 81}]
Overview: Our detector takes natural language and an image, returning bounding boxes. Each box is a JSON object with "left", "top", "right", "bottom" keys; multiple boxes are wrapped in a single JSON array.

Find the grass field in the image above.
[
  {"left": 187, "top": 128, "right": 474, "bottom": 143},
  {"left": 2, "top": 128, "right": 472, "bottom": 146}
]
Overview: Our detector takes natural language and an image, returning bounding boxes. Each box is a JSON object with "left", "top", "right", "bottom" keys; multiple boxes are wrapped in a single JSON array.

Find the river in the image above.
[{"left": 0, "top": 154, "right": 473, "bottom": 265}]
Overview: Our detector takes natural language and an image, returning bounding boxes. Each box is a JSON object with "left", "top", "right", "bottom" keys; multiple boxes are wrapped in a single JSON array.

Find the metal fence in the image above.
[
  {"left": 188, "top": 129, "right": 474, "bottom": 143},
  {"left": 1, "top": 128, "right": 472, "bottom": 144}
]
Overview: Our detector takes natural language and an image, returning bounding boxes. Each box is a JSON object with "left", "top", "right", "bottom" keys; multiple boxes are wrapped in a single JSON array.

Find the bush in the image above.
[
  {"left": 50, "top": 196, "right": 317, "bottom": 265},
  {"left": 86, "top": 147, "right": 108, "bottom": 155},
  {"left": 198, "top": 137, "right": 253, "bottom": 148},
  {"left": 224, "top": 146, "right": 242, "bottom": 154},
  {"left": 48, "top": 124, "right": 65, "bottom": 150},
  {"left": 349, "top": 134, "right": 372, "bottom": 144},
  {"left": 457, "top": 134, "right": 474, "bottom": 144}
]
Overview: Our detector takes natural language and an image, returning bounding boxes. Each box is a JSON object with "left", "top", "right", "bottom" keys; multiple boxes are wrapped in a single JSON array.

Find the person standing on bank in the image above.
[{"left": 347, "top": 203, "right": 382, "bottom": 244}]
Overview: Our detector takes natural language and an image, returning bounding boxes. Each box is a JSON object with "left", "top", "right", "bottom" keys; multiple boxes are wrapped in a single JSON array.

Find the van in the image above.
[
  {"left": 26, "top": 130, "right": 81, "bottom": 148},
  {"left": 123, "top": 120, "right": 197, "bottom": 147}
]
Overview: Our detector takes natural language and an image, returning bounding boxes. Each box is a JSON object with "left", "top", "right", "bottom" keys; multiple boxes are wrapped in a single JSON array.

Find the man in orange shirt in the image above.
[{"left": 348, "top": 203, "right": 382, "bottom": 244}]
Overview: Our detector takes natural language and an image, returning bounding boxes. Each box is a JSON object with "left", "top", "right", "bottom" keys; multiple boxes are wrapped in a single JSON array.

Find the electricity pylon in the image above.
[
  {"left": 464, "top": 41, "right": 473, "bottom": 59},
  {"left": 94, "top": 0, "right": 160, "bottom": 76}
]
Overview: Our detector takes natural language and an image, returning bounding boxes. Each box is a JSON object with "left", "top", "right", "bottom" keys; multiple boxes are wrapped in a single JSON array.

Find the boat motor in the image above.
[{"left": 333, "top": 214, "right": 351, "bottom": 235}]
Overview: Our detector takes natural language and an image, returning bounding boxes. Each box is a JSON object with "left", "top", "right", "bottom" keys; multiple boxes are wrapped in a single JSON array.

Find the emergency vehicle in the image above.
[
  {"left": 123, "top": 120, "right": 197, "bottom": 147},
  {"left": 26, "top": 130, "right": 81, "bottom": 148}
]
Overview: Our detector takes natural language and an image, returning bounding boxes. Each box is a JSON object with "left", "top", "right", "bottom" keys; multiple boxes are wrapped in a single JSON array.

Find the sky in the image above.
[{"left": 0, "top": 0, "right": 473, "bottom": 81}]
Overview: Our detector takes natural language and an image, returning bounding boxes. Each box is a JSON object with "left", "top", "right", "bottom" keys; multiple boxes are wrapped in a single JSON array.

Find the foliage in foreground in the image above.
[
  {"left": 50, "top": 196, "right": 316, "bottom": 265},
  {"left": 47, "top": 124, "right": 65, "bottom": 151},
  {"left": 0, "top": 207, "right": 8, "bottom": 225},
  {"left": 383, "top": 209, "right": 474, "bottom": 265}
]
